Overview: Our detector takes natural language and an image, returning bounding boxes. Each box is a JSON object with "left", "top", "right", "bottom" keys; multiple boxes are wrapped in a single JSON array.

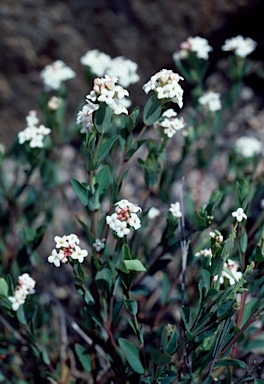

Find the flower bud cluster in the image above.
[
  {"left": 154, "top": 109, "right": 185, "bottom": 138},
  {"left": 8, "top": 273, "right": 36, "bottom": 311},
  {"left": 143, "top": 69, "right": 184, "bottom": 108},
  {"left": 106, "top": 199, "right": 142, "bottom": 238},
  {"left": 40, "top": 60, "right": 76, "bottom": 91},
  {"left": 47, "top": 234, "right": 88, "bottom": 267},
  {"left": 18, "top": 110, "right": 51, "bottom": 149}
]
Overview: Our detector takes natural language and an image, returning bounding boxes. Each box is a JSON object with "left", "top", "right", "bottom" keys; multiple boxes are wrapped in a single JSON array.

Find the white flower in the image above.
[
  {"left": 26, "top": 110, "right": 39, "bottom": 127},
  {"left": 115, "top": 199, "right": 132, "bottom": 209},
  {"left": 148, "top": 207, "right": 161, "bottom": 219},
  {"left": 92, "top": 239, "right": 105, "bottom": 252},
  {"left": 54, "top": 235, "right": 69, "bottom": 248},
  {"left": 116, "top": 222, "right": 130, "bottom": 238},
  {"left": 67, "top": 234, "right": 80, "bottom": 247},
  {"left": 222, "top": 35, "right": 257, "bottom": 58},
  {"left": 48, "top": 249, "right": 65, "bottom": 267},
  {"left": 106, "top": 213, "right": 121, "bottom": 230},
  {"left": 198, "top": 92, "right": 222, "bottom": 112},
  {"left": 29, "top": 135, "right": 44, "bottom": 148},
  {"left": 127, "top": 213, "right": 141, "bottom": 230},
  {"left": 169, "top": 202, "right": 182, "bottom": 218},
  {"left": 215, "top": 259, "right": 242, "bottom": 285},
  {"left": 18, "top": 273, "right": 36, "bottom": 295},
  {"left": 40, "top": 60, "right": 76, "bottom": 91},
  {"left": 18, "top": 111, "right": 51, "bottom": 148},
  {"left": 37, "top": 125, "right": 51, "bottom": 136},
  {"left": 234, "top": 136, "right": 262, "bottom": 158},
  {"left": 231, "top": 207, "right": 247, "bottom": 222},
  {"left": 76, "top": 105, "right": 95, "bottom": 133},
  {"left": 80, "top": 49, "right": 112, "bottom": 76},
  {"left": 173, "top": 36, "right": 212, "bottom": 61},
  {"left": 143, "top": 69, "right": 184, "bottom": 109},
  {"left": 8, "top": 291, "right": 26, "bottom": 311},
  {"left": 48, "top": 96, "right": 60, "bottom": 110},
  {"left": 156, "top": 110, "right": 185, "bottom": 138},
  {"left": 106, "top": 56, "right": 140, "bottom": 87},
  {"left": 71, "top": 246, "right": 88, "bottom": 263}
]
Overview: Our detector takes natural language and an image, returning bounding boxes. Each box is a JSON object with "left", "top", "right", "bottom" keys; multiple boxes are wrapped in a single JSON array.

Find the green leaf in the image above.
[
  {"left": 128, "top": 107, "right": 140, "bottom": 131},
  {"left": 118, "top": 338, "right": 145, "bottom": 374},
  {"left": 71, "top": 179, "right": 88, "bottom": 206},
  {"left": 202, "top": 269, "right": 211, "bottom": 296},
  {"left": 93, "top": 103, "right": 112, "bottom": 133},
  {"left": 96, "top": 165, "right": 111, "bottom": 201},
  {"left": 75, "top": 343, "right": 92, "bottom": 372},
  {"left": 143, "top": 94, "right": 162, "bottom": 126},
  {"left": 0, "top": 278, "right": 8, "bottom": 297},
  {"left": 84, "top": 289, "right": 95, "bottom": 305},
  {"left": 210, "top": 256, "right": 224, "bottom": 276},
  {"left": 221, "top": 238, "right": 234, "bottom": 260},
  {"left": 239, "top": 230, "right": 248, "bottom": 253},
  {"left": 75, "top": 215, "right": 95, "bottom": 244},
  {"left": 121, "top": 243, "right": 132, "bottom": 261},
  {"left": 161, "top": 273, "right": 170, "bottom": 305},
  {"left": 150, "top": 349, "right": 171, "bottom": 365},
  {"left": 123, "top": 259, "right": 146, "bottom": 272},
  {"left": 42, "top": 348, "right": 51, "bottom": 366},
  {"left": 88, "top": 183, "right": 100, "bottom": 211},
  {"left": 95, "top": 268, "right": 113, "bottom": 291},
  {"left": 16, "top": 305, "right": 27, "bottom": 325},
  {"left": 166, "top": 328, "right": 178, "bottom": 355},
  {"left": 215, "top": 358, "right": 248, "bottom": 370},
  {"left": 96, "top": 135, "right": 119, "bottom": 166},
  {"left": 125, "top": 299, "right": 138, "bottom": 315}
]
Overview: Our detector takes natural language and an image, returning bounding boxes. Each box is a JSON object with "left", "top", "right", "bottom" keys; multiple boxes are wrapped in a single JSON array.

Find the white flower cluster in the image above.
[
  {"left": 76, "top": 75, "right": 130, "bottom": 132},
  {"left": 106, "top": 199, "right": 142, "bottom": 238},
  {"left": 234, "top": 136, "right": 262, "bottom": 158},
  {"left": 154, "top": 109, "right": 185, "bottom": 138},
  {"left": 76, "top": 105, "right": 95, "bottom": 134},
  {"left": 18, "top": 110, "right": 51, "bottom": 148},
  {"left": 143, "top": 69, "right": 184, "bottom": 108},
  {"left": 198, "top": 91, "right": 222, "bottom": 112},
  {"left": 47, "top": 234, "right": 88, "bottom": 267},
  {"left": 80, "top": 49, "right": 140, "bottom": 87},
  {"left": 222, "top": 36, "right": 257, "bottom": 58},
  {"left": 173, "top": 36, "right": 213, "bottom": 61},
  {"left": 8, "top": 273, "right": 36, "bottom": 311},
  {"left": 40, "top": 60, "right": 76, "bottom": 91},
  {"left": 232, "top": 207, "right": 247, "bottom": 223},
  {"left": 194, "top": 248, "right": 212, "bottom": 258},
  {"left": 169, "top": 202, "right": 182, "bottom": 218},
  {"left": 148, "top": 207, "right": 161, "bottom": 220},
  {"left": 215, "top": 259, "right": 242, "bottom": 285}
]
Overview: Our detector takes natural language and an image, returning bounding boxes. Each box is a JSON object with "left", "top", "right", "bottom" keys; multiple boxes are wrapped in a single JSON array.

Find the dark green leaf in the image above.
[
  {"left": 75, "top": 343, "right": 92, "bottom": 372},
  {"left": 118, "top": 338, "right": 145, "bottom": 374},
  {"left": 123, "top": 259, "right": 146, "bottom": 272},
  {"left": 143, "top": 94, "right": 162, "bottom": 126},
  {"left": 96, "top": 135, "right": 119, "bottom": 166},
  {"left": 16, "top": 305, "right": 27, "bottom": 325},
  {"left": 96, "top": 165, "right": 111, "bottom": 201},
  {"left": 84, "top": 289, "right": 95, "bottom": 305},
  {"left": 88, "top": 183, "right": 100, "bottom": 211},
  {"left": 0, "top": 278, "right": 8, "bottom": 297},
  {"left": 150, "top": 349, "right": 171, "bottom": 365},
  {"left": 93, "top": 103, "right": 112, "bottom": 133},
  {"left": 166, "top": 328, "right": 178, "bottom": 355},
  {"left": 71, "top": 179, "right": 88, "bottom": 206},
  {"left": 75, "top": 215, "right": 95, "bottom": 244},
  {"left": 215, "top": 358, "right": 248, "bottom": 370},
  {"left": 125, "top": 299, "right": 138, "bottom": 315}
]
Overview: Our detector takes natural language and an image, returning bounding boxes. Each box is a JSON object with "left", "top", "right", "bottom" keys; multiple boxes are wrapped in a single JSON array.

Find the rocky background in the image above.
[{"left": 0, "top": 0, "right": 263, "bottom": 147}]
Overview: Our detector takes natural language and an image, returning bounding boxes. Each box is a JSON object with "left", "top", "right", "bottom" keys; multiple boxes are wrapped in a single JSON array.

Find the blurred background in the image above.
[{"left": 0, "top": 0, "right": 263, "bottom": 147}]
